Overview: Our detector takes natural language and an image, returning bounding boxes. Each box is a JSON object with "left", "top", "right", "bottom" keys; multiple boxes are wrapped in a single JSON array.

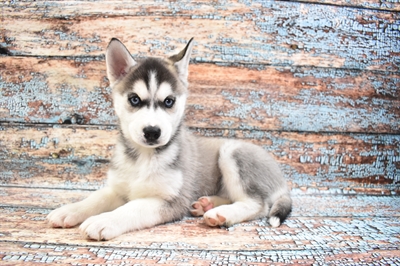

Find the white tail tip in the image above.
[{"left": 269, "top": 216, "right": 281, "bottom": 227}]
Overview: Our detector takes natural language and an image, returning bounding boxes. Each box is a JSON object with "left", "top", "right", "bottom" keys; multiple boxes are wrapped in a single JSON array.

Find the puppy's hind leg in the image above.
[
  {"left": 202, "top": 141, "right": 265, "bottom": 227},
  {"left": 204, "top": 199, "right": 263, "bottom": 227}
]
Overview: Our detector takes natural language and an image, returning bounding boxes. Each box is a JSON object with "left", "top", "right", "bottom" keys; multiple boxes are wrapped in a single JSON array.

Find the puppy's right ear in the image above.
[{"left": 106, "top": 38, "right": 137, "bottom": 86}]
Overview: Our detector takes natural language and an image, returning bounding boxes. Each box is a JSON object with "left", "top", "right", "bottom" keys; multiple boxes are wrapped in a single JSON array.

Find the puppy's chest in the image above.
[{"left": 109, "top": 153, "right": 183, "bottom": 201}]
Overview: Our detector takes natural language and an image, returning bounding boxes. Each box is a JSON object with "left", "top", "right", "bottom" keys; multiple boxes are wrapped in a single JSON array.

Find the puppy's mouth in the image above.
[
  {"left": 140, "top": 139, "right": 170, "bottom": 150},
  {"left": 144, "top": 139, "right": 159, "bottom": 146}
]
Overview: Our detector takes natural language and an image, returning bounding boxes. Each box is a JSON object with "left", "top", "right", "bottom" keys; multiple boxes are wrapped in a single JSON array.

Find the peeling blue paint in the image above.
[
  {"left": 0, "top": 72, "right": 116, "bottom": 125},
  {"left": 0, "top": 156, "right": 106, "bottom": 190},
  {"left": 218, "top": 88, "right": 399, "bottom": 132},
  {"left": 5, "top": 1, "right": 400, "bottom": 70},
  {"left": 208, "top": 2, "right": 400, "bottom": 70},
  {"left": 53, "top": 31, "right": 103, "bottom": 53}
]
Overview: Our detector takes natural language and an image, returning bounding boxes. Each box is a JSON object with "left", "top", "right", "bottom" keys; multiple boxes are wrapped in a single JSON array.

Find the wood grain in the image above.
[
  {"left": 1, "top": 124, "right": 399, "bottom": 194},
  {"left": 2, "top": 1, "right": 399, "bottom": 71},
  {"left": 2, "top": 242, "right": 399, "bottom": 265},
  {"left": 295, "top": 0, "right": 400, "bottom": 11},
  {"left": 1, "top": 57, "right": 399, "bottom": 133},
  {"left": 3, "top": 0, "right": 399, "bottom": 19}
]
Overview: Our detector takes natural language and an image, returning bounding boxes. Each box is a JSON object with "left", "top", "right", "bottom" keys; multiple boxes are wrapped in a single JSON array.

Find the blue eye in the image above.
[
  {"left": 164, "top": 97, "right": 175, "bottom": 108},
  {"left": 128, "top": 94, "right": 141, "bottom": 107}
]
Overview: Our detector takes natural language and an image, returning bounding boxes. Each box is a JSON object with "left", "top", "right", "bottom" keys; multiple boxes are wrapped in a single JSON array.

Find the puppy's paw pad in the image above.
[
  {"left": 205, "top": 217, "right": 218, "bottom": 226},
  {"left": 190, "top": 196, "right": 214, "bottom": 217},
  {"left": 204, "top": 212, "right": 226, "bottom": 227},
  {"left": 269, "top": 216, "right": 281, "bottom": 228}
]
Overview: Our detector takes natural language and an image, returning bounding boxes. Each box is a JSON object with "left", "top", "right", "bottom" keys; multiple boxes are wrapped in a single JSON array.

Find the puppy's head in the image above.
[{"left": 106, "top": 38, "right": 194, "bottom": 149}]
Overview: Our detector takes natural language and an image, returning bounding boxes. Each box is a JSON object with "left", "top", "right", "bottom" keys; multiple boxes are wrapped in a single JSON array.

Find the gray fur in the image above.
[
  {"left": 232, "top": 145, "right": 285, "bottom": 199},
  {"left": 126, "top": 58, "right": 178, "bottom": 93},
  {"left": 119, "top": 132, "right": 139, "bottom": 162}
]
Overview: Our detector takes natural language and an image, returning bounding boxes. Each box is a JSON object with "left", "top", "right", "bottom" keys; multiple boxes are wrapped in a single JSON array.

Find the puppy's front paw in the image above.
[
  {"left": 79, "top": 213, "right": 123, "bottom": 241},
  {"left": 47, "top": 203, "right": 86, "bottom": 228},
  {"left": 190, "top": 196, "right": 214, "bottom": 216}
]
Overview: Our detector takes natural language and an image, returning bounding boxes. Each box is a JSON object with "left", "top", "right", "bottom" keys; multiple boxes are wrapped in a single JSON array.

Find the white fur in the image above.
[
  {"left": 133, "top": 79, "right": 150, "bottom": 100},
  {"left": 109, "top": 141, "right": 183, "bottom": 201},
  {"left": 148, "top": 71, "right": 158, "bottom": 95},
  {"left": 204, "top": 200, "right": 262, "bottom": 227},
  {"left": 269, "top": 216, "right": 281, "bottom": 228},
  {"left": 157, "top": 82, "right": 173, "bottom": 100},
  {"left": 80, "top": 197, "right": 166, "bottom": 240},
  {"left": 47, "top": 140, "right": 184, "bottom": 239},
  {"left": 127, "top": 107, "right": 172, "bottom": 146},
  {"left": 218, "top": 141, "right": 248, "bottom": 201},
  {"left": 46, "top": 187, "right": 125, "bottom": 229}
]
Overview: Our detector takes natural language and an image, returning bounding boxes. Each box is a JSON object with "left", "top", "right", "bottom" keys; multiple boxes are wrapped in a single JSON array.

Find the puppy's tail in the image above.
[{"left": 268, "top": 194, "right": 292, "bottom": 227}]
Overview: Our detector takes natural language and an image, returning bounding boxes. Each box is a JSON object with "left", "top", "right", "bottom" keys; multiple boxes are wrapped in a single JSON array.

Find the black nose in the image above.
[{"left": 143, "top": 126, "right": 161, "bottom": 142}]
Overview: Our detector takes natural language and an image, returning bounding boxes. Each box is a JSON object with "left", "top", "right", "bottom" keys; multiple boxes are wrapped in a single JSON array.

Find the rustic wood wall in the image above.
[
  {"left": 1, "top": 0, "right": 399, "bottom": 194},
  {"left": 1, "top": 0, "right": 400, "bottom": 264}
]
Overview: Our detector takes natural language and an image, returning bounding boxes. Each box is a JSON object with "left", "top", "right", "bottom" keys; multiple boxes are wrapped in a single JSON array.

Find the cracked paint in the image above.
[{"left": 2, "top": 1, "right": 399, "bottom": 71}]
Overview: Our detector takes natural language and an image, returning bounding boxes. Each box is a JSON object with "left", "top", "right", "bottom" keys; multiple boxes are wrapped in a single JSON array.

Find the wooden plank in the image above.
[
  {"left": 1, "top": 241, "right": 399, "bottom": 265},
  {"left": 0, "top": 124, "right": 117, "bottom": 159},
  {"left": 0, "top": 207, "right": 399, "bottom": 252},
  {"left": 3, "top": 0, "right": 399, "bottom": 18},
  {"left": 1, "top": 58, "right": 399, "bottom": 133},
  {"left": 0, "top": 187, "right": 91, "bottom": 209},
  {"left": 0, "top": 158, "right": 106, "bottom": 190},
  {"left": 1, "top": 124, "right": 399, "bottom": 194},
  {"left": 2, "top": 186, "right": 400, "bottom": 218},
  {"left": 295, "top": 0, "right": 400, "bottom": 11},
  {"left": 2, "top": 2, "right": 399, "bottom": 71}
]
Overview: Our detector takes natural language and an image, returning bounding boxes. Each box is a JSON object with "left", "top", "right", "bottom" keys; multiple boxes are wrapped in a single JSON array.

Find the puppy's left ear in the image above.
[{"left": 169, "top": 38, "right": 194, "bottom": 84}]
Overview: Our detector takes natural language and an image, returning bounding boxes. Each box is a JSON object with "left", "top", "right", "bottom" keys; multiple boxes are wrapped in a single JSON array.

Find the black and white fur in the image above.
[{"left": 47, "top": 38, "right": 292, "bottom": 241}]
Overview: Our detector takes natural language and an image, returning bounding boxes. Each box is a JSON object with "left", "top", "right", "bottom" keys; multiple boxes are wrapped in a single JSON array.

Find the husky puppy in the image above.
[{"left": 47, "top": 38, "right": 292, "bottom": 241}]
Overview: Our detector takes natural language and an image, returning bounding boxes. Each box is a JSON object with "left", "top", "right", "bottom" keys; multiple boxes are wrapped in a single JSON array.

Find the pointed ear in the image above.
[
  {"left": 169, "top": 38, "right": 194, "bottom": 83},
  {"left": 106, "top": 38, "right": 137, "bottom": 86}
]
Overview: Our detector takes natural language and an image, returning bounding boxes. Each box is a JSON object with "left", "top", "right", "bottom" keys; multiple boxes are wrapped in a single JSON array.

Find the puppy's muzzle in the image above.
[{"left": 143, "top": 126, "right": 161, "bottom": 144}]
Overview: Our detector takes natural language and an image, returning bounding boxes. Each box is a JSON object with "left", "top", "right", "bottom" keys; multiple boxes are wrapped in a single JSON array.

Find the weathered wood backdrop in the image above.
[{"left": 1, "top": 0, "right": 399, "bottom": 265}]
